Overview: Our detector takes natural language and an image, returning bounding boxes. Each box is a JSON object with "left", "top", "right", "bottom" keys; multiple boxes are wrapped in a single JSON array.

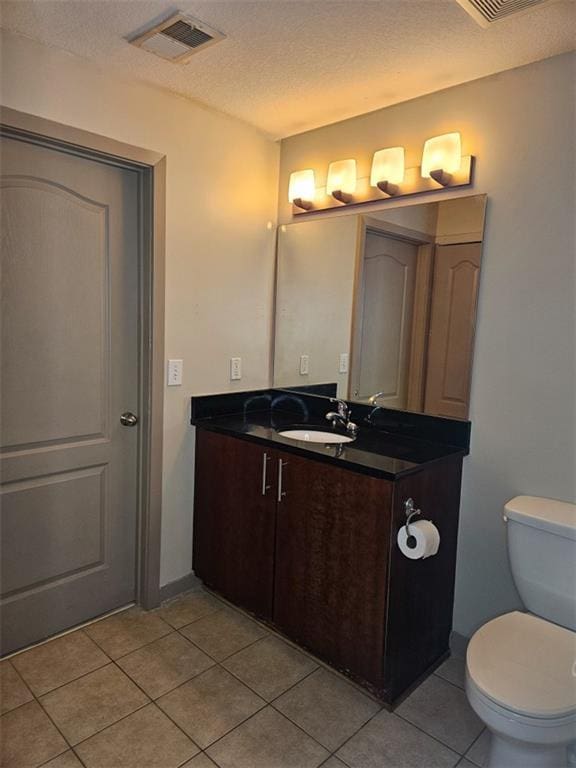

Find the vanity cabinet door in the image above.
[
  {"left": 193, "top": 429, "right": 277, "bottom": 619},
  {"left": 273, "top": 450, "right": 393, "bottom": 691}
]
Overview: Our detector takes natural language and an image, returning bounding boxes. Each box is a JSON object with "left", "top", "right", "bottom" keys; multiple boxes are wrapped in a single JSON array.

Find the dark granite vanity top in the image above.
[{"left": 190, "top": 388, "right": 469, "bottom": 481}]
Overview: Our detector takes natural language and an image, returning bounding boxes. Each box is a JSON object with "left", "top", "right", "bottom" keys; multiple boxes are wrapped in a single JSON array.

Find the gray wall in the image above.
[{"left": 278, "top": 53, "right": 576, "bottom": 637}]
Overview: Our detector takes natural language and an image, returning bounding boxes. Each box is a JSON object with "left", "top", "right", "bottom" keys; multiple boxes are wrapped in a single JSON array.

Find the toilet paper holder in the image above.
[{"left": 404, "top": 498, "right": 422, "bottom": 538}]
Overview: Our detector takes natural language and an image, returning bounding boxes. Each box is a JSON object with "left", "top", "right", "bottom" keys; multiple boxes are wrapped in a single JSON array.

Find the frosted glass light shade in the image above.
[
  {"left": 370, "top": 147, "right": 405, "bottom": 186},
  {"left": 288, "top": 169, "right": 315, "bottom": 203},
  {"left": 326, "top": 159, "right": 357, "bottom": 195},
  {"left": 421, "top": 132, "right": 462, "bottom": 178}
]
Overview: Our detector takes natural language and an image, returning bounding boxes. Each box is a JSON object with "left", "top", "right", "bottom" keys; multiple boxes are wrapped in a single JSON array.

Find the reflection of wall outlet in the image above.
[
  {"left": 339, "top": 353, "right": 349, "bottom": 374},
  {"left": 299, "top": 355, "right": 309, "bottom": 375},
  {"left": 230, "top": 357, "right": 242, "bottom": 380}
]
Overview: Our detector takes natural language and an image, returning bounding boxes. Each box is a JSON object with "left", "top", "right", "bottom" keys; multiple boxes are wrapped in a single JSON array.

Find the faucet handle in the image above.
[{"left": 330, "top": 398, "right": 349, "bottom": 418}]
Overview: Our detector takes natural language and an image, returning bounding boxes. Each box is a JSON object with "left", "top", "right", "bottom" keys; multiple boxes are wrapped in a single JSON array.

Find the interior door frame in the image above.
[{"left": 0, "top": 106, "right": 166, "bottom": 611}]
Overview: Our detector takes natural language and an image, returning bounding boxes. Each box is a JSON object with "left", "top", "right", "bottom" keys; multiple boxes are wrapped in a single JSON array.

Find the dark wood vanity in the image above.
[{"left": 191, "top": 392, "right": 467, "bottom": 705}]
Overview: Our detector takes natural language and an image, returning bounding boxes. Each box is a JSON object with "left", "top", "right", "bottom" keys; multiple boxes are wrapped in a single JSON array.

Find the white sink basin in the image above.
[{"left": 278, "top": 429, "right": 354, "bottom": 444}]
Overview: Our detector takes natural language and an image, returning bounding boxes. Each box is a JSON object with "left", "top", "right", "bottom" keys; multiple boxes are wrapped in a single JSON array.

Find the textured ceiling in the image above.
[{"left": 1, "top": 0, "right": 575, "bottom": 138}]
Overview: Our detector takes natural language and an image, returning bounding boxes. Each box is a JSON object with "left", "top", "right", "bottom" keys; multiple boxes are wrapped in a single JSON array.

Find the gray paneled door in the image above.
[{"left": 1, "top": 135, "right": 140, "bottom": 655}]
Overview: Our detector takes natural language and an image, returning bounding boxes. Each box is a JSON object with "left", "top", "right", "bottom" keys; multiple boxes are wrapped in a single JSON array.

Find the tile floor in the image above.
[{"left": 0, "top": 588, "right": 489, "bottom": 768}]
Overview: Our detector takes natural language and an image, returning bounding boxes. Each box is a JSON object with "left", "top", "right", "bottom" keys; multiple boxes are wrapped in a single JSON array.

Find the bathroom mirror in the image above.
[{"left": 273, "top": 194, "right": 486, "bottom": 419}]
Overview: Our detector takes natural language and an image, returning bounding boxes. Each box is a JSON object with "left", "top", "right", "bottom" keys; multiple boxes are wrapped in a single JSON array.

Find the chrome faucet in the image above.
[
  {"left": 325, "top": 399, "right": 358, "bottom": 437},
  {"left": 368, "top": 391, "right": 386, "bottom": 405}
]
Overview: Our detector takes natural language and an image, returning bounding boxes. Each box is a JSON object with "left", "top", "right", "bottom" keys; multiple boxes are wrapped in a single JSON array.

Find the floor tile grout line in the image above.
[
  {"left": 25, "top": 634, "right": 158, "bottom": 756},
  {"left": 1, "top": 658, "right": 35, "bottom": 705},
  {"left": 34, "top": 691, "right": 83, "bottom": 758},
  {"left": 27, "top": 658, "right": 115, "bottom": 701},
  {"left": 462, "top": 726, "right": 487, "bottom": 766},
  {"left": 183, "top": 662, "right": 332, "bottom": 759},
  {"left": 321, "top": 704, "right": 387, "bottom": 768},
  {"left": 106, "top": 657, "right": 203, "bottom": 755},
  {"left": 176, "top": 625, "right": 271, "bottom": 665},
  {"left": 433, "top": 669, "right": 467, "bottom": 693},
  {"left": 269, "top": 689, "right": 383, "bottom": 758},
  {"left": 193, "top": 698, "right": 270, "bottom": 754},
  {"left": 70, "top": 699, "right": 152, "bottom": 751},
  {"left": 393, "top": 707, "right": 476, "bottom": 757},
  {"left": 85, "top": 622, "right": 173, "bottom": 662},
  {"left": 5, "top": 628, "right": 115, "bottom": 698},
  {"left": 334, "top": 706, "right": 463, "bottom": 768}
]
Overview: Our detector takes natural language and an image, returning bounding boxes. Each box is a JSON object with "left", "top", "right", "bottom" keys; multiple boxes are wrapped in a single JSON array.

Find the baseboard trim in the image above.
[
  {"left": 449, "top": 631, "right": 469, "bottom": 659},
  {"left": 159, "top": 572, "right": 202, "bottom": 602}
]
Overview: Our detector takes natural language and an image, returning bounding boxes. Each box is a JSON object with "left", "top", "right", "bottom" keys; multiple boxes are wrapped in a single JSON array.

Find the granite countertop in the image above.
[{"left": 191, "top": 409, "right": 465, "bottom": 480}]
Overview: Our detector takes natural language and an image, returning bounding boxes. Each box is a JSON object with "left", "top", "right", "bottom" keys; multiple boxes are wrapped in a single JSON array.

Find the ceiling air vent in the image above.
[
  {"left": 455, "top": 0, "right": 558, "bottom": 27},
  {"left": 129, "top": 12, "right": 225, "bottom": 63}
]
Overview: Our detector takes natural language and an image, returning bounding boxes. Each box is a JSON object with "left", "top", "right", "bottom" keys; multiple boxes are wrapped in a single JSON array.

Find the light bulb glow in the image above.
[
  {"left": 288, "top": 169, "right": 315, "bottom": 203},
  {"left": 326, "top": 159, "right": 357, "bottom": 195},
  {"left": 421, "top": 132, "right": 462, "bottom": 178},
  {"left": 370, "top": 147, "right": 405, "bottom": 186}
]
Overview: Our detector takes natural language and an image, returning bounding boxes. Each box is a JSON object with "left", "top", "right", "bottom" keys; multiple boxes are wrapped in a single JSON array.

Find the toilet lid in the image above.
[{"left": 467, "top": 612, "right": 576, "bottom": 719}]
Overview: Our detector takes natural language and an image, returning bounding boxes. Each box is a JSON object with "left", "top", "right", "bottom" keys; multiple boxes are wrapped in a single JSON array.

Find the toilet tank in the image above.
[{"left": 504, "top": 496, "right": 576, "bottom": 631}]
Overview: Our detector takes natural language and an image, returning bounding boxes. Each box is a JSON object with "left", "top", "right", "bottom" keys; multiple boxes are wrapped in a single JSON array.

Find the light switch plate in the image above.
[
  {"left": 230, "top": 357, "right": 242, "bottom": 380},
  {"left": 339, "top": 353, "right": 349, "bottom": 374},
  {"left": 167, "top": 359, "right": 183, "bottom": 386},
  {"left": 299, "top": 354, "right": 309, "bottom": 375}
]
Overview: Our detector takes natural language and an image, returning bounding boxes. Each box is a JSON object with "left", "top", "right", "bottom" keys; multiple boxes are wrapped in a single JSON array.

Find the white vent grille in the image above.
[
  {"left": 129, "top": 12, "right": 225, "bottom": 63},
  {"left": 455, "top": 0, "right": 558, "bottom": 26}
]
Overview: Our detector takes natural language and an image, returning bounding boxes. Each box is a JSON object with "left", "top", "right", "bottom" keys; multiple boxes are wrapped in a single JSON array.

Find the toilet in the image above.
[{"left": 465, "top": 496, "right": 576, "bottom": 768}]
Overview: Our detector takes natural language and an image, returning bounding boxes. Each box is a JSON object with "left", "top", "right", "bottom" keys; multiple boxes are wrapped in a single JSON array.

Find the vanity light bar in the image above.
[{"left": 289, "top": 133, "right": 474, "bottom": 215}]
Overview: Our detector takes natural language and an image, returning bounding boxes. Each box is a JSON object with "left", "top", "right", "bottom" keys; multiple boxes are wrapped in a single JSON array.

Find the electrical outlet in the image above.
[
  {"left": 230, "top": 357, "right": 242, "bottom": 381},
  {"left": 299, "top": 354, "right": 309, "bottom": 375},
  {"left": 339, "top": 353, "right": 349, "bottom": 374},
  {"left": 167, "top": 359, "right": 183, "bottom": 386}
]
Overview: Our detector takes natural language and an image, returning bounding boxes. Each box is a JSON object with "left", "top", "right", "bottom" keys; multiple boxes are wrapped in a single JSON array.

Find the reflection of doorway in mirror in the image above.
[
  {"left": 424, "top": 243, "right": 481, "bottom": 419},
  {"left": 350, "top": 232, "right": 419, "bottom": 409}
]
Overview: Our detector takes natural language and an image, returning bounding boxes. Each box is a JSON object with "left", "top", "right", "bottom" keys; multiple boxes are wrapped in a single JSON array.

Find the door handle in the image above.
[
  {"left": 278, "top": 459, "right": 288, "bottom": 502},
  {"left": 261, "top": 452, "right": 271, "bottom": 496},
  {"left": 120, "top": 412, "right": 139, "bottom": 427}
]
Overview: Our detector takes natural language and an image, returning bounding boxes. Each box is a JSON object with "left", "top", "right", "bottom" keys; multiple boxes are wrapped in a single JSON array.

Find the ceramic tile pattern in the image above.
[{"left": 0, "top": 588, "right": 488, "bottom": 768}]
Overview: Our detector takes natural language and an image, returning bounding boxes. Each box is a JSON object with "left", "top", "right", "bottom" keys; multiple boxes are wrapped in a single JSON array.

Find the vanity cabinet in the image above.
[
  {"left": 193, "top": 429, "right": 276, "bottom": 618},
  {"left": 193, "top": 426, "right": 463, "bottom": 704}
]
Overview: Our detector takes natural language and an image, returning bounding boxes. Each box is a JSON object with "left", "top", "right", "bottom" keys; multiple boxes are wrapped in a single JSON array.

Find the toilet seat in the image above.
[{"left": 466, "top": 611, "right": 576, "bottom": 721}]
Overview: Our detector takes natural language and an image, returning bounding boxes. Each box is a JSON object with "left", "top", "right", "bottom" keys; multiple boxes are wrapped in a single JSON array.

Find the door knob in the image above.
[{"left": 120, "top": 412, "right": 139, "bottom": 427}]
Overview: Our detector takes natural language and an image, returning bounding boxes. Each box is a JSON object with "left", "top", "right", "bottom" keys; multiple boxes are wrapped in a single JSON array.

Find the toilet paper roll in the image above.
[{"left": 397, "top": 519, "right": 440, "bottom": 560}]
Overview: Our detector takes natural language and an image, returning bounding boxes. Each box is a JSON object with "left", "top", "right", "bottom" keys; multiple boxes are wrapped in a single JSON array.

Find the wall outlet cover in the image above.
[
  {"left": 167, "top": 359, "right": 183, "bottom": 386},
  {"left": 230, "top": 357, "right": 242, "bottom": 380}
]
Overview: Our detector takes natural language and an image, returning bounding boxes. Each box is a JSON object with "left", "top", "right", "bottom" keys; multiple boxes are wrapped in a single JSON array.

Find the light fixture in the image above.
[
  {"left": 370, "top": 146, "right": 405, "bottom": 196},
  {"left": 326, "top": 159, "right": 357, "bottom": 204},
  {"left": 287, "top": 132, "right": 474, "bottom": 215},
  {"left": 421, "top": 132, "right": 462, "bottom": 186},
  {"left": 288, "top": 169, "right": 316, "bottom": 210}
]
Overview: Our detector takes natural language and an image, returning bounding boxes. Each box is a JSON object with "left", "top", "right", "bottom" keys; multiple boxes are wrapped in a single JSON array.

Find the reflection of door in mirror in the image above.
[
  {"left": 350, "top": 232, "right": 419, "bottom": 409},
  {"left": 424, "top": 243, "right": 481, "bottom": 419}
]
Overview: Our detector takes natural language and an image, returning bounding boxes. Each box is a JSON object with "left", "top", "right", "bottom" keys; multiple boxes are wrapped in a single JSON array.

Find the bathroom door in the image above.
[
  {"left": 0, "top": 135, "right": 140, "bottom": 654},
  {"left": 350, "top": 231, "right": 418, "bottom": 407}
]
